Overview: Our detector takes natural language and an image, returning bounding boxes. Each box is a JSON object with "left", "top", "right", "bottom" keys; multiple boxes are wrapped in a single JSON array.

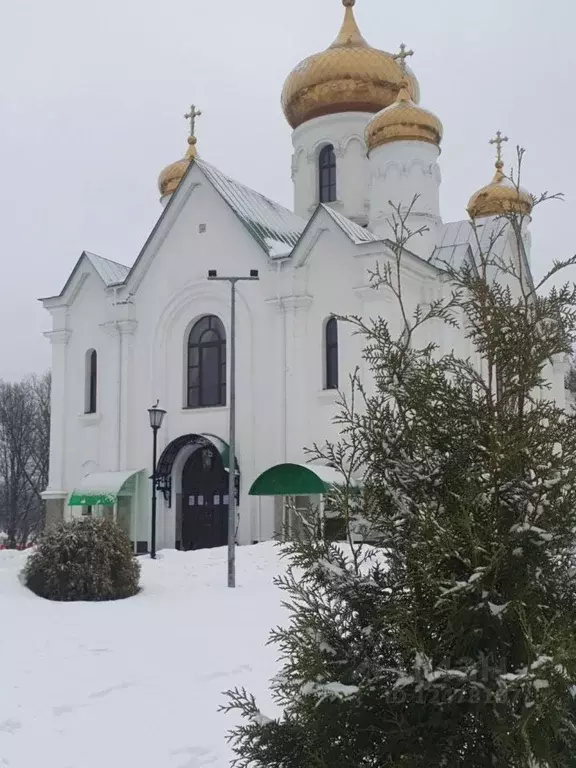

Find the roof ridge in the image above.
[{"left": 197, "top": 159, "right": 304, "bottom": 221}]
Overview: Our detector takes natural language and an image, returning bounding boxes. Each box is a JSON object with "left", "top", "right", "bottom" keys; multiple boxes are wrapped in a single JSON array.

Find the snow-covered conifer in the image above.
[{"left": 225, "top": 152, "right": 576, "bottom": 767}]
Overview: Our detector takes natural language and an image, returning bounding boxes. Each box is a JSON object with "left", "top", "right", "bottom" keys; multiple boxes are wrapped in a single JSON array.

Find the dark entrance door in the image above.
[{"left": 181, "top": 445, "right": 229, "bottom": 550}]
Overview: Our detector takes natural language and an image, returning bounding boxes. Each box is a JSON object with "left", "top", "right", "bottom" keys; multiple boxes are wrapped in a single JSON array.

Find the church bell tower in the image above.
[{"left": 280, "top": 0, "right": 420, "bottom": 225}]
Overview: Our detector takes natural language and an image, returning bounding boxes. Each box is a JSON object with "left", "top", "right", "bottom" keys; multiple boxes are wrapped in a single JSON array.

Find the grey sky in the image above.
[{"left": 1, "top": 0, "right": 573, "bottom": 381}]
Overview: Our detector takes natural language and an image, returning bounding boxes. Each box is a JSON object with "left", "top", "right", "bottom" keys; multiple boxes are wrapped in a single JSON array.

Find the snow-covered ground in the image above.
[{"left": 0, "top": 543, "right": 286, "bottom": 768}]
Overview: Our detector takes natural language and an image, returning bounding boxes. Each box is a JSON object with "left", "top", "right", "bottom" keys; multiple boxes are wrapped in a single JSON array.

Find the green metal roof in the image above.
[{"left": 69, "top": 469, "right": 144, "bottom": 507}]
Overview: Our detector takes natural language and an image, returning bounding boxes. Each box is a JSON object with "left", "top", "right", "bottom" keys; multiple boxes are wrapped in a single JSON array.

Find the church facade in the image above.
[{"left": 40, "top": 0, "right": 568, "bottom": 552}]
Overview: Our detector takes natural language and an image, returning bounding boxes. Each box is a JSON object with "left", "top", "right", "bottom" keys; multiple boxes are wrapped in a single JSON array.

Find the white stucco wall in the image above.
[{"left": 368, "top": 140, "right": 442, "bottom": 258}]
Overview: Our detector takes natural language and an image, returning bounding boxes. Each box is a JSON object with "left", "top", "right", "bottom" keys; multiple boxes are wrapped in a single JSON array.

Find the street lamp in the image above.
[
  {"left": 148, "top": 401, "right": 167, "bottom": 559},
  {"left": 207, "top": 269, "right": 260, "bottom": 587}
]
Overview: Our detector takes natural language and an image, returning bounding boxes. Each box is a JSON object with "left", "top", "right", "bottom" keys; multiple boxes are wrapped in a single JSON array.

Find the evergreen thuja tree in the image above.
[{"left": 225, "top": 153, "right": 576, "bottom": 767}]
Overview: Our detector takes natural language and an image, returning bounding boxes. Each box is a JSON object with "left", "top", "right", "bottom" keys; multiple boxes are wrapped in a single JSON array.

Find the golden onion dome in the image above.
[
  {"left": 468, "top": 133, "right": 533, "bottom": 219},
  {"left": 281, "top": 0, "right": 420, "bottom": 130},
  {"left": 158, "top": 105, "right": 202, "bottom": 198},
  {"left": 158, "top": 137, "right": 197, "bottom": 197},
  {"left": 365, "top": 79, "right": 442, "bottom": 151}
]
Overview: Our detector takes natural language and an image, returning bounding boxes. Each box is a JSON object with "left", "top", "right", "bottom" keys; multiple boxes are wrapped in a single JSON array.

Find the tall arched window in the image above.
[
  {"left": 319, "top": 145, "right": 337, "bottom": 203},
  {"left": 187, "top": 315, "right": 226, "bottom": 408},
  {"left": 325, "top": 317, "right": 338, "bottom": 390},
  {"left": 85, "top": 349, "right": 97, "bottom": 414}
]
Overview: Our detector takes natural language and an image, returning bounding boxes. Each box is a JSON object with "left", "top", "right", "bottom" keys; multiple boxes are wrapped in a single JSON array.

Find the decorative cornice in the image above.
[
  {"left": 41, "top": 489, "right": 68, "bottom": 500},
  {"left": 372, "top": 159, "right": 440, "bottom": 182},
  {"left": 266, "top": 294, "right": 313, "bottom": 312},
  {"left": 99, "top": 319, "right": 138, "bottom": 337},
  {"left": 353, "top": 285, "right": 394, "bottom": 303},
  {"left": 44, "top": 329, "right": 71, "bottom": 345},
  {"left": 117, "top": 319, "right": 138, "bottom": 335},
  {"left": 371, "top": 209, "right": 442, "bottom": 228}
]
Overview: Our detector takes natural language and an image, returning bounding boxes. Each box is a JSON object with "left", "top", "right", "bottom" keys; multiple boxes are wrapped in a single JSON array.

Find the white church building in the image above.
[{"left": 40, "top": 0, "right": 567, "bottom": 553}]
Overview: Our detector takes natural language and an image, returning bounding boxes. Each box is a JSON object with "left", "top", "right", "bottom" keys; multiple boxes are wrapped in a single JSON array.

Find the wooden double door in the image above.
[{"left": 181, "top": 446, "right": 229, "bottom": 551}]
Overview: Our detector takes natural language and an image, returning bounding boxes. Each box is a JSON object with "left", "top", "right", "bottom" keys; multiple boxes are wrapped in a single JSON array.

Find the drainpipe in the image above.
[
  {"left": 276, "top": 259, "right": 288, "bottom": 540},
  {"left": 276, "top": 259, "right": 287, "bottom": 462}
]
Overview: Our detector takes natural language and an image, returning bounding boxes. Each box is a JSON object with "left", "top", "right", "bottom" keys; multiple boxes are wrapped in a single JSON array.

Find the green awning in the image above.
[
  {"left": 69, "top": 469, "right": 144, "bottom": 507},
  {"left": 249, "top": 463, "right": 356, "bottom": 496}
]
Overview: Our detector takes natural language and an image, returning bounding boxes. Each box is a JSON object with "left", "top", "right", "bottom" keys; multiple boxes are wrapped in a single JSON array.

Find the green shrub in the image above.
[{"left": 24, "top": 517, "right": 140, "bottom": 601}]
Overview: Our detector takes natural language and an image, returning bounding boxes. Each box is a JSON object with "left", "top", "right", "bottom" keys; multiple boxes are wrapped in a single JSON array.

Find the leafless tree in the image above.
[{"left": 0, "top": 372, "right": 50, "bottom": 547}]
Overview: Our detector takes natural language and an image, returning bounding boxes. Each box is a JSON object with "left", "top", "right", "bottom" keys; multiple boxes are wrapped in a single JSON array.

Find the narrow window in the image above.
[
  {"left": 325, "top": 317, "right": 338, "bottom": 390},
  {"left": 319, "top": 145, "right": 337, "bottom": 203},
  {"left": 187, "top": 315, "right": 226, "bottom": 408},
  {"left": 85, "top": 349, "right": 97, "bottom": 414}
]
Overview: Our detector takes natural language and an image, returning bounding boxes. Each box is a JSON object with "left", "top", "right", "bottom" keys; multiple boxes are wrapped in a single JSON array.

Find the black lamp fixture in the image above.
[
  {"left": 148, "top": 401, "right": 166, "bottom": 559},
  {"left": 148, "top": 402, "right": 167, "bottom": 430}
]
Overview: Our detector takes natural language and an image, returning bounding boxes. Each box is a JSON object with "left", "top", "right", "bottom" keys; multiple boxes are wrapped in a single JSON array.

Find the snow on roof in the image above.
[
  {"left": 74, "top": 469, "right": 144, "bottom": 494},
  {"left": 196, "top": 160, "right": 306, "bottom": 257},
  {"left": 320, "top": 205, "right": 381, "bottom": 244},
  {"left": 264, "top": 237, "right": 294, "bottom": 258},
  {"left": 84, "top": 252, "right": 130, "bottom": 286}
]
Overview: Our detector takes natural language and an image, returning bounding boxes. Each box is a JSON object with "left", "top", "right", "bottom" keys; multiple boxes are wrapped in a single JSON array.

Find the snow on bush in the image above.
[{"left": 23, "top": 517, "right": 140, "bottom": 601}]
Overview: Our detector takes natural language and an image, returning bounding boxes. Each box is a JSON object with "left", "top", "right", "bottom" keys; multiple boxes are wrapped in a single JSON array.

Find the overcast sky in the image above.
[{"left": 0, "top": 0, "right": 574, "bottom": 380}]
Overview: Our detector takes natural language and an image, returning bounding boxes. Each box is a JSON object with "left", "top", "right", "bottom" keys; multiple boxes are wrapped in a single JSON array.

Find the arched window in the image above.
[
  {"left": 85, "top": 349, "right": 97, "bottom": 414},
  {"left": 325, "top": 317, "right": 338, "bottom": 390},
  {"left": 187, "top": 315, "right": 226, "bottom": 408},
  {"left": 319, "top": 145, "right": 337, "bottom": 203}
]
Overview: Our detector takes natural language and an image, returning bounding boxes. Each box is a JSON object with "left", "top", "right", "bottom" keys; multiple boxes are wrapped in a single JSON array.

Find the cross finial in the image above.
[
  {"left": 184, "top": 105, "right": 202, "bottom": 138},
  {"left": 489, "top": 130, "right": 509, "bottom": 167},
  {"left": 394, "top": 42, "right": 414, "bottom": 73}
]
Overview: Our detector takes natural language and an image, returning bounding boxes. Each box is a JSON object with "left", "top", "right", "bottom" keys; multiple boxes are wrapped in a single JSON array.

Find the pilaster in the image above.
[
  {"left": 44, "top": 328, "right": 71, "bottom": 493},
  {"left": 100, "top": 315, "right": 138, "bottom": 471}
]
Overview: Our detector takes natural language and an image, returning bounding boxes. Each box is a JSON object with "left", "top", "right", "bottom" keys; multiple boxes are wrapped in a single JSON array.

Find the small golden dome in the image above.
[
  {"left": 158, "top": 105, "right": 202, "bottom": 198},
  {"left": 365, "top": 81, "right": 442, "bottom": 151},
  {"left": 158, "top": 136, "right": 197, "bottom": 198},
  {"left": 468, "top": 133, "right": 533, "bottom": 219},
  {"left": 282, "top": 0, "right": 419, "bottom": 130}
]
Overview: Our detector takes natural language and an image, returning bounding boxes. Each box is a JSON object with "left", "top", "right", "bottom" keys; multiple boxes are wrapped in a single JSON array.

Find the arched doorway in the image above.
[
  {"left": 155, "top": 433, "right": 239, "bottom": 551},
  {"left": 181, "top": 444, "right": 229, "bottom": 550}
]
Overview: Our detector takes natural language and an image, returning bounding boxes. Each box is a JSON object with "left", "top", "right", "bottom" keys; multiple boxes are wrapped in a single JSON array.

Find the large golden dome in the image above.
[
  {"left": 468, "top": 134, "right": 533, "bottom": 219},
  {"left": 158, "top": 136, "right": 198, "bottom": 198},
  {"left": 282, "top": 0, "right": 419, "bottom": 130},
  {"left": 366, "top": 81, "right": 442, "bottom": 151}
]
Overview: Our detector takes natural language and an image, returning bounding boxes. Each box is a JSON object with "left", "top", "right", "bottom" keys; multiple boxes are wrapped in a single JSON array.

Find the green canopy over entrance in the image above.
[
  {"left": 249, "top": 463, "right": 355, "bottom": 496},
  {"left": 68, "top": 469, "right": 144, "bottom": 506}
]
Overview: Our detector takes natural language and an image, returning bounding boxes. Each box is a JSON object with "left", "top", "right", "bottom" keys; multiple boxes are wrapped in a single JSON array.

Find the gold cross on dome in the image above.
[
  {"left": 184, "top": 104, "right": 202, "bottom": 137},
  {"left": 394, "top": 43, "right": 414, "bottom": 72},
  {"left": 489, "top": 130, "right": 509, "bottom": 166}
]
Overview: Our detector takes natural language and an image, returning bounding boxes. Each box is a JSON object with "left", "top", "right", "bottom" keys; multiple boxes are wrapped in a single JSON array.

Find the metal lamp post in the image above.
[
  {"left": 207, "top": 269, "right": 260, "bottom": 587},
  {"left": 148, "top": 401, "right": 167, "bottom": 559}
]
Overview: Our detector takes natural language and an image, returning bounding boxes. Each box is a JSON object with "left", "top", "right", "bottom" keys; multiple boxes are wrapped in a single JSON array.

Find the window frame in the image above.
[
  {"left": 85, "top": 349, "right": 97, "bottom": 414},
  {"left": 318, "top": 144, "right": 337, "bottom": 204},
  {"left": 186, "top": 315, "right": 227, "bottom": 409},
  {"left": 325, "top": 317, "right": 339, "bottom": 390}
]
